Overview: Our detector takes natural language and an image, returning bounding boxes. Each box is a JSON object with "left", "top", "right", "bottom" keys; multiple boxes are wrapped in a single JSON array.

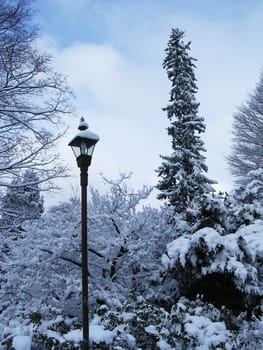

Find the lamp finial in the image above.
[{"left": 79, "top": 117, "right": 89, "bottom": 131}]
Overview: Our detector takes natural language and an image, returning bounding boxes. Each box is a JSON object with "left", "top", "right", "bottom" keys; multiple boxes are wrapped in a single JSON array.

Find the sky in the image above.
[{"left": 33, "top": 0, "right": 263, "bottom": 207}]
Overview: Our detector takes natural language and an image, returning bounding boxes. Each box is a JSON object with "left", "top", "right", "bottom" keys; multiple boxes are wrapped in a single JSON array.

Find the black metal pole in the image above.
[{"left": 80, "top": 166, "right": 89, "bottom": 350}]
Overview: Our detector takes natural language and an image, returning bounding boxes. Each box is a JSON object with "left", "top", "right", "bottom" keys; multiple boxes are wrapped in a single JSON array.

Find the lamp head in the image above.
[{"left": 69, "top": 117, "right": 99, "bottom": 168}]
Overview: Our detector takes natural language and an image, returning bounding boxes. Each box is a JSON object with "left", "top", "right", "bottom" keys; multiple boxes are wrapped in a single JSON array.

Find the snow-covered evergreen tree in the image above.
[
  {"left": 0, "top": 170, "right": 44, "bottom": 228},
  {"left": 156, "top": 28, "right": 214, "bottom": 214}
]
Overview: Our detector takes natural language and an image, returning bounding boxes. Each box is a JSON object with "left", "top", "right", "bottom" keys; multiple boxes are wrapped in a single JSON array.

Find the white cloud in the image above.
[
  {"left": 39, "top": 1, "right": 263, "bottom": 206},
  {"left": 56, "top": 43, "right": 126, "bottom": 90},
  {"left": 40, "top": 38, "right": 168, "bottom": 206}
]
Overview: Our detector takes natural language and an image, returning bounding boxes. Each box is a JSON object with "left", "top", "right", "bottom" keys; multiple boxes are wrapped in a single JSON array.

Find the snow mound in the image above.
[
  {"left": 12, "top": 336, "right": 31, "bottom": 350},
  {"left": 90, "top": 324, "right": 115, "bottom": 344},
  {"left": 64, "top": 329, "right": 82, "bottom": 342}
]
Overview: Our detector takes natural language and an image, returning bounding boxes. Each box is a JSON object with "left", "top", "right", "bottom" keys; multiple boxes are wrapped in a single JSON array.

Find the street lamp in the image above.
[{"left": 69, "top": 117, "right": 99, "bottom": 350}]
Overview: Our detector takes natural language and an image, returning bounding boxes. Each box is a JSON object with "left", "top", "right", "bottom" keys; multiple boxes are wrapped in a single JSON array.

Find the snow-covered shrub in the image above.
[
  {"left": 226, "top": 169, "right": 263, "bottom": 232},
  {"left": 169, "top": 297, "right": 230, "bottom": 349},
  {"left": 88, "top": 174, "right": 168, "bottom": 314},
  {"left": 90, "top": 296, "right": 235, "bottom": 349},
  {"left": 0, "top": 174, "right": 167, "bottom": 346},
  {"left": 90, "top": 296, "right": 172, "bottom": 349},
  {"left": 162, "top": 223, "right": 263, "bottom": 315},
  {"left": 0, "top": 197, "right": 82, "bottom": 345}
]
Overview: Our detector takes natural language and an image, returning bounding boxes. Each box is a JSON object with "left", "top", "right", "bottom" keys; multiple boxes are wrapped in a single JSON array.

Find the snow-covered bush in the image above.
[
  {"left": 226, "top": 169, "right": 263, "bottom": 232},
  {"left": 162, "top": 222, "right": 263, "bottom": 316},
  {"left": 0, "top": 197, "right": 82, "bottom": 346},
  {"left": 89, "top": 296, "right": 171, "bottom": 349},
  {"left": 88, "top": 174, "right": 168, "bottom": 314},
  {"left": 2, "top": 189, "right": 263, "bottom": 348},
  {"left": 0, "top": 174, "right": 167, "bottom": 347},
  {"left": 90, "top": 296, "right": 238, "bottom": 349},
  {"left": 169, "top": 297, "right": 230, "bottom": 349}
]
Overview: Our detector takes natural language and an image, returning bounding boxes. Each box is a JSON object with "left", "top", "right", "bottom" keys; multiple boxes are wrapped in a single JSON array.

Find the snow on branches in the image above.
[{"left": 156, "top": 28, "right": 215, "bottom": 215}]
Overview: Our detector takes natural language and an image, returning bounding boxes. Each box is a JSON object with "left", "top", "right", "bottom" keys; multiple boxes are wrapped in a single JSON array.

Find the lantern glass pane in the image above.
[
  {"left": 79, "top": 141, "right": 96, "bottom": 156},
  {"left": 88, "top": 144, "right": 95, "bottom": 156},
  {"left": 71, "top": 146, "right": 81, "bottom": 158},
  {"left": 80, "top": 141, "right": 89, "bottom": 155}
]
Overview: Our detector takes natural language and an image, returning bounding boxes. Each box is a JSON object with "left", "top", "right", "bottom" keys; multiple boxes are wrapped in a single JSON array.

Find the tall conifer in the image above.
[{"left": 157, "top": 28, "right": 214, "bottom": 213}]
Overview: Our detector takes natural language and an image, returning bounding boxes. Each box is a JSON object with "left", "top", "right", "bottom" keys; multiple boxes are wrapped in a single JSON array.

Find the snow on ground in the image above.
[
  {"left": 89, "top": 324, "right": 115, "bottom": 344},
  {"left": 12, "top": 336, "right": 31, "bottom": 350},
  {"left": 90, "top": 317, "right": 116, "bottom": 345},
  {"left": 63, "top": 329, "right": 82, "bottom": 343}
]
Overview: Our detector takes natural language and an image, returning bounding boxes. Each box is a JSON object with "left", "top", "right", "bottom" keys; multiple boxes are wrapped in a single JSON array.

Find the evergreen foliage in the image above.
[
  {"left": 156, "top": 28, "right": 214, "bottom": 214},
  {"left": 0, "top": 170, "right": 44, "bottom": 228},
  {"left": 185, "top": 192, "right": 228, "bottom": 234}
]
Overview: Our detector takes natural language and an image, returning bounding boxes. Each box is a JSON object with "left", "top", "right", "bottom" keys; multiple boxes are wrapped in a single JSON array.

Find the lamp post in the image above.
[{"left": 69, "top": 117, "right": 99, "bottom": 350}]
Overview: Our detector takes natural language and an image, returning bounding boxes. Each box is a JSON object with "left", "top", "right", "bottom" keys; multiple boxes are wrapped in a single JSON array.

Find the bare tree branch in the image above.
[
  {"left": 228, "top": 71, "right": 263, "bottom": 185},
  {"left": 0, "top": 0, "right": 74, "bottom": 190}
]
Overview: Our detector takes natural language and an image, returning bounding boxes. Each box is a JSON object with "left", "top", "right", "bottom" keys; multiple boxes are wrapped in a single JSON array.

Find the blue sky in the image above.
[
  {"left": 33, "top": 0, "right": 263, "bottom": 205},
  {"left": 35, "top": 0, "right": 259, "bottom": 48}
]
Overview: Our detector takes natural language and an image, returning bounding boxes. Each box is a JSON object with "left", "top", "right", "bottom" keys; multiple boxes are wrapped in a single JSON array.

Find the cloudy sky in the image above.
[{"left": 34, "top": 0, "right": 263, "bottom": 206}]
